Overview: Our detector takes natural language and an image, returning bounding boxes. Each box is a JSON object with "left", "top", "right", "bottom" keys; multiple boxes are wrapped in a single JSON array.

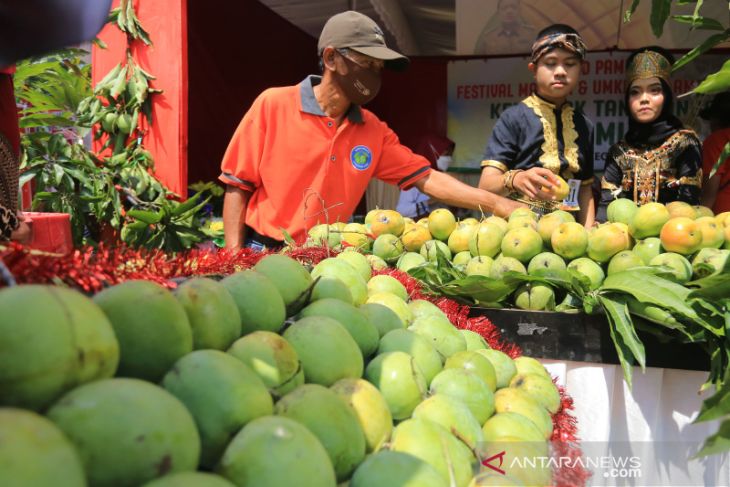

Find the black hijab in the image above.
[
  {"left": 624, "top": 46, "right": 684, "bottom": 146},
  {"left": 624, "top": 78, "right": 684, "bottom": 146}
]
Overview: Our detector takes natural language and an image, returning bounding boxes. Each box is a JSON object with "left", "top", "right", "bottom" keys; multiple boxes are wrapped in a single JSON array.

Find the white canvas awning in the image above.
[{"left": 257, "top": 0, "right": 730, "bottom": 56}]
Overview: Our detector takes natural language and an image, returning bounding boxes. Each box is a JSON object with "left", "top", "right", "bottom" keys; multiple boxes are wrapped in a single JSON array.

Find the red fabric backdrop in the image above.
[{"left": 93, "top": 0, "right": 188, "bottom": 196}]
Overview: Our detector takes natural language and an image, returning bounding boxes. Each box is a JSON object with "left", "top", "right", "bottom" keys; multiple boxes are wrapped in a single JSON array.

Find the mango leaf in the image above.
[
  {"left": 124, "top": 220, "right": 148, "bottom": 231},
  {"left": 632, "top": 315, "right": 675, "bottom": 343},
  {"left": 428, "top": 274, "right": 516, "bottom": 305},
  {"left": 170, "top": 192, "right": 203, "bottom": 217},
  {"left": 598, "top": 294, "right": 640, "bottom": 388},
  {"left": 281, "top": 229, "right": 295, "bottom": 246},
  {"left": 555, "top": 292, "right": 584, "bottom": 312},
  {"left": 688, "top": 298, "right": 726, "bottom": 337},
  {"left": 695, "top": 367, "right": 730, "bottom": 423},
  {"left": 19, "top": 114, "right": 76, "bottom": 129},
  {"left": 674, "top": 30, "right": 730, "bottom": 72},
  {"left": 603, "top": 293, "right": 646, "bottom": 370},
  {"left": 691, "top": 0, "right": 705, "bottom": 24},
  {"left": 600, "top": 269, "right": 694, "bottom": 318},
  {"left": 18, "top": 170, "right": 37, "bottom": 188},
  {"left": 688, "top": 270, "right": 730, "bottom": 300},
  {"left": 126, "top": 209, "right": 162, "bottom": 224},
  {"left": 407, "top": 250, "right": 467, "bottom": 289},
  {"left": 650, "top": 0, "right": 673, "bottom": 38},
  {"left": 582, "top": 293, "right": 599, "bottom": 314},
  {"left": 504, "top": 268, "right": 589, "bottom": 298},
  {"left": 624, "top": 0, "right": 642, "bottom": 23},
  {"left": 708, "top": 141, "right": 730, "bottom": 178},
  {"left": 672, "top": 15, "right": 724, "bottom": 31},
  {"left": 694, "top": 419, "right": 730, "bottom": 458},
  {"left": 704, "top": 342, "right": 725, "bottom": 389}
]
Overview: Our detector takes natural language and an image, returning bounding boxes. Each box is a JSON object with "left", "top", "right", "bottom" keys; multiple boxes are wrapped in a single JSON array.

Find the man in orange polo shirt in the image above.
[{"left": 220, "top": 10, "right": 524, "bottom": 249}]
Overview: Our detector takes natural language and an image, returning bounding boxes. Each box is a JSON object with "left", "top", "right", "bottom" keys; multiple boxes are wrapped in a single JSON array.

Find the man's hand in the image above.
[
  {"left": 10, "top": 220, "right": 31, "bottom": 244},
  {"left": 513, "top": 167, "right": 560, "bottom": 200}
]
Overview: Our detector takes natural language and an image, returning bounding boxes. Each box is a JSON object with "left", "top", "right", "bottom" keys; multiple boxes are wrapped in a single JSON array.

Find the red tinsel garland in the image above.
[{"left": 0, "top": 243, "right": 590, "bottom": 486}]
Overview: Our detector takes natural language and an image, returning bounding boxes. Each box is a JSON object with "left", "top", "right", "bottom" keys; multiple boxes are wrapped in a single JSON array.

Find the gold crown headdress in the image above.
[{"left": 625, "top": 50, "right": 672, "bottom": 88}]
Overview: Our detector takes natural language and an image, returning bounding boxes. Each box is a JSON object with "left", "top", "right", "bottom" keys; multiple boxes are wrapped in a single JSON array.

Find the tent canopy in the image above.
[{"left": 258, "top": 0, "right": 730, "bottom": 57}]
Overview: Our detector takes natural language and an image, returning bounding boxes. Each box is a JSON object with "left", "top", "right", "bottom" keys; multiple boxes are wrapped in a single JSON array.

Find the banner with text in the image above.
[{"left": 447, "top": 52, "right": 726, "bottom": 171}]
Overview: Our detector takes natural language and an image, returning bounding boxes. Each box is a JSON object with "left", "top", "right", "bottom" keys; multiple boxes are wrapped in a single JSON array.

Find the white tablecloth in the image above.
[{"left": 541, "top": 360, "right": 730, "bottom": 486}]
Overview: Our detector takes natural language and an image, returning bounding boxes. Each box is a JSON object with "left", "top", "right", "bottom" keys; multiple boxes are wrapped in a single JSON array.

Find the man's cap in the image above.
[
  {"left": 318, "top": 11, "right": 410, "bottom": 71},
  {"left": 699, "top": 91, "right": 730, "bottom": 121}
]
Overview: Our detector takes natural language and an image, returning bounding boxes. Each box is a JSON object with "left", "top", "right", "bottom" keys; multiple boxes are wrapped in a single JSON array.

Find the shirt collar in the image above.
[
  {"left": 530, "top": 92, "right": 572, "bottom": 112},
  {"left": 299, "top": 75, "right": 364, "bottom": 124}
]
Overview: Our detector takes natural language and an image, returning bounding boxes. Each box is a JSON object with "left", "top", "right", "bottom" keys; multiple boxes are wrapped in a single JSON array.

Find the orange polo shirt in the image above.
[{"left": 220, "top": 75, "right": 431, "bottom": 242}]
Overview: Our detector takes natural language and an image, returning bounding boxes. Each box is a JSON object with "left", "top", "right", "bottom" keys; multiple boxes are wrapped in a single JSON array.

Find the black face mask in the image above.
[{"left": 333, "top": 54, "right": 382, "bottom": 106}]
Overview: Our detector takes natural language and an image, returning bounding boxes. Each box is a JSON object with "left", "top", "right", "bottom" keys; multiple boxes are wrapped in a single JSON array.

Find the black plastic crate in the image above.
[{"left": 469, "top": 307, "right": 709, "bottom": 371}]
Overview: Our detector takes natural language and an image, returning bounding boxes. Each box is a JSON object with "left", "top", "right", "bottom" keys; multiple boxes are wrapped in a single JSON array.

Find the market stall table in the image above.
[{"left": 475, "top": 307, "right": 730, "bottom": 485}]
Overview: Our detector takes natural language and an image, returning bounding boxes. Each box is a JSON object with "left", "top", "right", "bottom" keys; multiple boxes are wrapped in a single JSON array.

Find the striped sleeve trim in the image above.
[
  {"left": 219, "top": 172, "right": 255, "bottom": 191},
  {"left": 481, "top": 160, "right": 509, "bottom": 172},
  {"left": 398, "top": 166, "right": 431, "bottom": 189}
]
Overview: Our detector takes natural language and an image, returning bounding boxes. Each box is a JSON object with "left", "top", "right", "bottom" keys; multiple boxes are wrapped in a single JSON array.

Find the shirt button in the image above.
[
  {"left": 327, "top": 121, "right": 333, "bottom": 127},
  {"left": 330, "top": 155, "right": 336, "bottom": 161}
]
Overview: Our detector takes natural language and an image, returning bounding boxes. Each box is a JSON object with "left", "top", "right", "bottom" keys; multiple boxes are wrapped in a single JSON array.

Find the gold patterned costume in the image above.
[
  {"left": 596, "top": 48, "right": 702, "bottom": 221},
  {"left": 481, "top": 94, "right": 595, "bottom": 214},
  {"left": 0, "top": 133, "right": 19, "bottom": 240},
  {"left": 598, "top": 130, "right": 702, "bottom": 219}
]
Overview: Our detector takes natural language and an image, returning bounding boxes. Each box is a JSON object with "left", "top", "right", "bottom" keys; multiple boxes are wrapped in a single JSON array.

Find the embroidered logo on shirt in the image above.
[{"left": 350, "top": 145, "right": 372, "bottom": 170}]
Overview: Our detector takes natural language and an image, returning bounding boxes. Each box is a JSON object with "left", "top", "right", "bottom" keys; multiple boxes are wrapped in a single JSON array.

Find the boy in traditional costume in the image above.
[{"left": 479, "top": 24, "right": 595, "bottom": 226}]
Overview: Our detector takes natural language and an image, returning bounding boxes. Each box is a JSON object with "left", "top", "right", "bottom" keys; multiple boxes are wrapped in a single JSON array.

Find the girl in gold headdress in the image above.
[{"left": 596, "top": 46, "right": 702, "bottom": 221}]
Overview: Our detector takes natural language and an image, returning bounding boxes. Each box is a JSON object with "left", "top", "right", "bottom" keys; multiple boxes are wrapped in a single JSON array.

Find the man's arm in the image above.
[
  {"left": 413, "top": 170, "right": 525, "bottom": 218},
  {"left": 222, "top": 186, "right": 251, "bottom": 250},
  {"left": 578, "top": 184, "right": 595, "bottom": 228}
]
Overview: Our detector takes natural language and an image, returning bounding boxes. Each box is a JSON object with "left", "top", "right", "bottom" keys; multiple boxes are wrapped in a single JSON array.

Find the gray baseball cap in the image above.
[{"left": 318, "top": 11, "right": 410, "bottom": 71}]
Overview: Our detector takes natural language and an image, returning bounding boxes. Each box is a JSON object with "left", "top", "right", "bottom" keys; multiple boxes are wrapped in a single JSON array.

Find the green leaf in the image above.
[
  {"left": 688, "top": 269, "right": 730, "bottom": 299},
  {"left": 602, "top": 294, "right": 646, "bottom": 370},
  {"left": 18, "top": 170, "right": 37, "bottom": 187},
  {"left": 598, "top": 295, "right": 638, "bottom": 388},
  {"left": 504, "top": 268, "right": 589, "bottom": 298},
  {"left": 170, "top": 192, "right": 204, "bottom": 217},
  {"left": 694, "top": 419, "right": 730, "bottom": 458},
  {"left": 582, "top": 293, "right": 599, "bottom": 314},
  {"left": 624, "top": 0, "right": 642, "bottom": 23},
  {"left": 92, "top": 37, "right": 108, "bottom": 49},
  {"left": 649, "top": 0, "right": 672, "bottom": 37},
  {"left": 674, "top": 30, "right": 730, "bottom": 72},
  {"left": 127, "top": 209, "right": 162, "bottom": 224},
  {"left": 600, "top": 269, "right": 695, "bottom": 317},
  {"left": 688, "top": 298, "right": 726, "bottom": 337},
  {"left": 281, "top": 229, "right": 295, "bottom": 245},
  {"left": 695, "top": 369, "right": 730, "bottom": 423},
  {"left": 408, "top": 269, "right": 515, "bottom": 305},
  {"left": 19, "top": 115, "right": 76, "bottom": 129},
  {"left": 671, "top": 15, "right": 724, "bottom": 31},
  {"left": 691, "top": 0, "right": 705, "bottom": 24},
  {"left": 708, "top": 141, "right": 730, "bottom": 179}
]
